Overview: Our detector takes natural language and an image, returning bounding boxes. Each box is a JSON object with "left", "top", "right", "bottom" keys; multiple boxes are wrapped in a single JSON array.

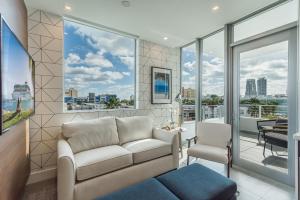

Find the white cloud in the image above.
[
  {"left": 184, "top": 61, "right": 196, "bottom": 71},
  {"left": 84, "top": 51, "right": 113, "bottom": 68},
  {"left": 65, "top": 65, "right": 124, "bottom": 85},
  {"left": 182, "top": 70, "right": 190, "bottom": 76},
  {"left": 70, "top": 21, "right": 134, "bottom": 57},
  {"left": 120, "top": 56, "right": 135, "bottom": 70},
  {"left": 65, "top": 50, "right": 113, "bottom": 69},
  {"left": 66, "top": 53, "right": 81, "bottom": 65},
  {"left": 122, "top": 72, "right": 131, "bottom": 76}
]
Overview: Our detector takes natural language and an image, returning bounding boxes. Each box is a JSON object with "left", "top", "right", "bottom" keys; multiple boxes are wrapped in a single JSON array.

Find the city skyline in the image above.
[
  {"left": 240, "top": 41, "right": 288, "bottom": 96},
  {"left": 65, "top": 87, "right": 125, "bottom": 99},
  {"left": 182, "top": 41, "right": 288, "bottom": 97}
]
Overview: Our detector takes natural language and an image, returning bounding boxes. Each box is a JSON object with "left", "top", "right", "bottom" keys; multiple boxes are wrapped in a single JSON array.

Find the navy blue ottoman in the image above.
[
  {"left": 95, "top": 178, "right": 179, "bottom": 200},
  {"left": 157, "top": 163, "right": 237, "bottom": 200}
]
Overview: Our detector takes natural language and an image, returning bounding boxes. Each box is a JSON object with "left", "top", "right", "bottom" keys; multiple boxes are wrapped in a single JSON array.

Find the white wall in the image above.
[{"left": 27, "top": 9, "right": 180, "bottom": 180}]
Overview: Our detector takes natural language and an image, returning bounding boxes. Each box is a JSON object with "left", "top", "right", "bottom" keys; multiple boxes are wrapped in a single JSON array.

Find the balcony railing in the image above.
[
  {"left": 240, "top": 104, "right": 287, "bottom": 119},
  {"left": 182, "top": 104, "right": 287, "bottom": 122}
]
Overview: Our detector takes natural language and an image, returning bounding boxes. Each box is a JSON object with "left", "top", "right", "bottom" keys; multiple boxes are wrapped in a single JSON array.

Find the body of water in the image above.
[{"left": 2, "top": 99, "right": 34, "bottom": 112}]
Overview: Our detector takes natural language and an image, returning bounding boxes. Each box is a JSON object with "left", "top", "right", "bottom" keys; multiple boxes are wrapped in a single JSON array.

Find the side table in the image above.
[{"left": 175, "top": 127, "right": 186, "bottom": 158}]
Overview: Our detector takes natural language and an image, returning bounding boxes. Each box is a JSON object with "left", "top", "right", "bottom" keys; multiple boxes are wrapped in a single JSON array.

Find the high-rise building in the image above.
[
  {"left": 257, "top": 77, "right": 267, "bottom": 96},
  {"left": 130, "top": 95, "right": 134, "bottom": 101},
  {"left": 88, "top": 93, "right": 95, "bottom": 103},
  {"left": 182, "top": 87, "right": 195, "bottom": 99},
  {"left": 65, "top": 88, "right": 78, "bottom": 97},
  {"left": 245, "top": 79, "right": 257, "bottom": 97}
]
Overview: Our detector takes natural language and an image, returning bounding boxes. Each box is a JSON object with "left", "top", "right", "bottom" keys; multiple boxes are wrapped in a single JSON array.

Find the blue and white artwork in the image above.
[{"left": 152, "top": 67, "right": 171, "bottom": 104}]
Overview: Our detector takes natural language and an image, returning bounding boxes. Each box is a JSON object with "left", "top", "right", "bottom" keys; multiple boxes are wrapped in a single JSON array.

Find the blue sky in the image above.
[
  {"left": 181, "top": 42, "right": 224, "bottom": 96},
  {"left": 2, "top": 21, "right": 33, "bottom": 100},
  {"left": 64, "top": 20, "right": 135, "bottom": 99},
  {"left": 181, "top": 43, "right": 196, "bottom": 90}
]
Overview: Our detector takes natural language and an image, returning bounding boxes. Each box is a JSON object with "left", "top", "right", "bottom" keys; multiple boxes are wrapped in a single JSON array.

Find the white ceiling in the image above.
[{"left": 25, "top": 0, "right": 279, "bottom": 48}]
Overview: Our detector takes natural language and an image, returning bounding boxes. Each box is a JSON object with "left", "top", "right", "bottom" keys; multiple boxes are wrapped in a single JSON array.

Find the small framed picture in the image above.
[{"left": 151, "top": 67, "right": 172, "bottom": 104}]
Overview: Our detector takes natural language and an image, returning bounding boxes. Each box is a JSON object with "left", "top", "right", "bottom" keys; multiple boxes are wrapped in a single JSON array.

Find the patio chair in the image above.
[
  {"left": 256, "top": 120, "right": 276, "bottom": 142},
  {"left": 186, "top": 122, "right": 232, "bottom": 177}
]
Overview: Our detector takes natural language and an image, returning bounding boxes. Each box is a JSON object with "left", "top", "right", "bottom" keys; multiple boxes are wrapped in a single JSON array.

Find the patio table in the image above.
[{"left": 261, "top": 125, "right": 288, "bottom": 156}]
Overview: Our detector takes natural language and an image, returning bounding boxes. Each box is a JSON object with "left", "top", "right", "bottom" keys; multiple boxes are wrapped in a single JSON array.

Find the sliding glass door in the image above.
[{"left": 232, "top": 28, "right": 297, "bottom": 185}]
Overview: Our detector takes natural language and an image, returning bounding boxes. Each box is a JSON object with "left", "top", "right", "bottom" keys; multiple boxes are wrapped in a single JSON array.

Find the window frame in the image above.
[{"left": 62, "top": 17, "right": 138, "bottom": 112}]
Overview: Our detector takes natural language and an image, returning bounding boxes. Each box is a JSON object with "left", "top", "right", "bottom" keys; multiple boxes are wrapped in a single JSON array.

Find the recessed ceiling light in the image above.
[
  {"left": 163, "top": 37, "right": 168, "bottom": 40},
  {"left": 64, "top": 4, "right": 72, "bottom": 11},
  {"left": 212, "top": 5, "right": 220, "bottom": 11},
  {"left": 121, "top": 1, "right": 130, "bottom": 7}
]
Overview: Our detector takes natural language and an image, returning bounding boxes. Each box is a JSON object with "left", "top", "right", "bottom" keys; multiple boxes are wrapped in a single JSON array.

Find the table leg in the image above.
[{"left": 178, "top": 131, "right": 183, "bottom": 158}]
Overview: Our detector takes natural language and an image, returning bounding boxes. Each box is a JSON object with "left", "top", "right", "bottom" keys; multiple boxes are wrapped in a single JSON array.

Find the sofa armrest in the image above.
[
  {"left": 57, "top": 139, "right": 75, "bottom": 200},
  {"left": 153, "top": 128, "right": 179, "bottom": 168}
]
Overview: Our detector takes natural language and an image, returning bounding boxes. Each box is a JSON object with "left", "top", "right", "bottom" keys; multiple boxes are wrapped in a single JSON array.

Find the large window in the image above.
[
  {"left": 181, "top": 43, "right": 196, "bottom": 122},
  {"left": 202, "top": 30, "right": 225, "bottom": 122},
  {"left": 63, "top": 19, "right": 136, "bottom": 111},
  {"left": 181, "top": 43, "right": 197, "bottom": 139},
  {"left": 234, "top": 0, "right": 298, "bottom": 42}
]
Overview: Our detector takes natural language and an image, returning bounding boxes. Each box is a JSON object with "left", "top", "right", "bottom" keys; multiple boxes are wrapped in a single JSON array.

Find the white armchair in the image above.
[{"left": 186, "top": 122, "right": 232, "bottom": 177}]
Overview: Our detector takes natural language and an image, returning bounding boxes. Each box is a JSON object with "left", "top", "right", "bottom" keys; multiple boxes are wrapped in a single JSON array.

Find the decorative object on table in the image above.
[
  {"left": 175, "top": 92, "right": 183, "bottom": 127},
  {"left": 151, "top": 67, "right": 172, "bottom": 104},
  {"left": 170, "top": 108, "right": 176, "bottom": 129}
]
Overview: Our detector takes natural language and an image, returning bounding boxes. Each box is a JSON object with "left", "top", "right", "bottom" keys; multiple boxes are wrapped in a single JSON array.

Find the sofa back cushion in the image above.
[
  {"left": 116, "top": 116, "right": 153, "bottom": 145},
  {"left": 62, "top": 117, "right": 119, "bottom": 153}
]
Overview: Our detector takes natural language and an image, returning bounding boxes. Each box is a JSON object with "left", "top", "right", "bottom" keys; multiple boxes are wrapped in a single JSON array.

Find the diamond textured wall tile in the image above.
[{"left": 28, "top": 9, "right": 180, "bottom": 172}]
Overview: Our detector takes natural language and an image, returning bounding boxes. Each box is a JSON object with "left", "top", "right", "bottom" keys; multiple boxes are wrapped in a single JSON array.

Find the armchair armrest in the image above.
[
  {"left": 153, "top": 128, "right": 179, "bottom": 168},
  {"left": 57, "top": 139, "right": 75, "bottom": 200},
  {"left": 226, "top": 139, "right": 233, "bottom": 168},
  {"left": 227, "top": 138, "right": 232, "bottom": 149},
  {"left": 186, "top": 136, "right": 197, "bottom": 148}
]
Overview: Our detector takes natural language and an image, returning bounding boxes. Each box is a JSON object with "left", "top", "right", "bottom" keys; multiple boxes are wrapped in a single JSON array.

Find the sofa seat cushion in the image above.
[
  {"left": 187, "top": 144, "right": 228, "bottom": 164},
  {"left": 122, "top": 139, "right": 172, "bottom": 164},
  {"left": 75, "top": 145, "right": 133, "bottom": 181}
]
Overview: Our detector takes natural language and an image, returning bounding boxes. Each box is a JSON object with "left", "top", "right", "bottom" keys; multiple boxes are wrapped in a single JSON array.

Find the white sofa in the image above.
[{"left": 57, "top": 116, "right": 179, "bottom": 200}]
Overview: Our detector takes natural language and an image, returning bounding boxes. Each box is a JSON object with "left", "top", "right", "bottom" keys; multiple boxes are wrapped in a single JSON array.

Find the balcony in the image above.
[{"left": 182, "top": 104, "right": 288, "bottom": 173}]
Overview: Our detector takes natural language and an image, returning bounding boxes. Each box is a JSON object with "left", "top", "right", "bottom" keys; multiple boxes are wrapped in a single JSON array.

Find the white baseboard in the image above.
[{"left": 26, "top": 167, "right": 57, "bottom": 185}]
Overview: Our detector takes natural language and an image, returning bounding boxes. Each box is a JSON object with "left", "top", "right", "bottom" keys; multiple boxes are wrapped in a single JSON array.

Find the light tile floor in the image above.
[
  {"left": 240, "top": 131, "right": 288, "bottom": 174},
  {"left": 23, "top": 146, "right": 295, "bottom": 200},
  {"left": 180, "top": 147, "right": 295, "bottom": 200}
]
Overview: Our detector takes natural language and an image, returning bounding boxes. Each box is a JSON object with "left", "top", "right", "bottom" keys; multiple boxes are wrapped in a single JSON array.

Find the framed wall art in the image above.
[{"left": 151, "top": 67, "right": 172, "bottom": 104}]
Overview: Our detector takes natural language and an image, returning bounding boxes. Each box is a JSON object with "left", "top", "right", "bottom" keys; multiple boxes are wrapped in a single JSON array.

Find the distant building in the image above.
[
  {"left": 99, "top": 94, "right": 117, "bottom": 103},
  {"left": 182, "top": 105, "right": 196, "bottom": 121},
  {"left": 88, "top": 93, "right": 96, "bottom": 103},
  {"left": 64, "top": 96, "right": 75, "bottom": 104},
  {"left": 75, "top": 97, "right": 88, "bottom": 105},
  {"left": 182, "top": 87, "right": 195, "bottom": 99},
  {"left": 245, "top": 79, "right": 257, "bottom": 97},
  {"left": 274, "top": 94, "right": 288, "bottom": 98},
  {"left": 130, "top": 95, "right": 134, "bottom": 101},
  {"left": 65, "top": 88, "right": 78, "bottom": 97},
  {"left": 257, "top": 77, "right": 267, "bottom": 96}
]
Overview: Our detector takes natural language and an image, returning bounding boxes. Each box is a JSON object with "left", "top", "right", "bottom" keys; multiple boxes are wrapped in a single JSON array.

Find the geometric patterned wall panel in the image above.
[{"left": 28, "top": 8, "right": 180, "bottom": 173}]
